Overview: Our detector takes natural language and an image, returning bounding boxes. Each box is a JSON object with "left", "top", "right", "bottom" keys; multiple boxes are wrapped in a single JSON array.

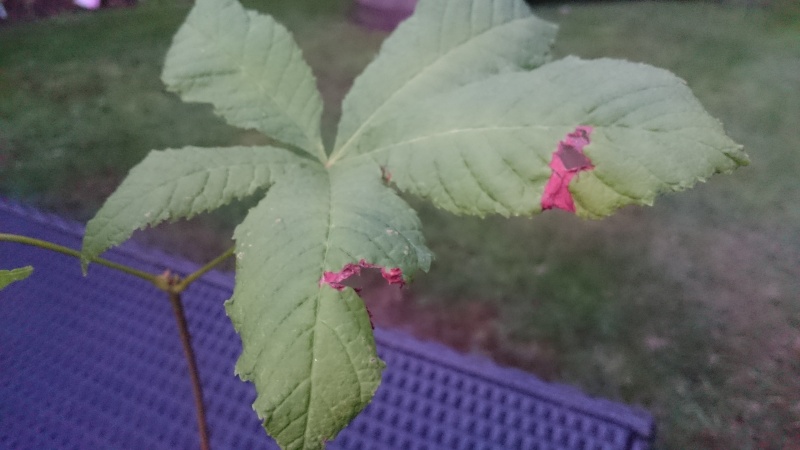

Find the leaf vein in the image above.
[{"left": 334, "top": 13, "right": 538, "bottom": 160}]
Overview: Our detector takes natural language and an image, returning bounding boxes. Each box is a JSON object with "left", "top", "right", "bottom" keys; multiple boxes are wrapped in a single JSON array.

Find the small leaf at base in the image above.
[{"left": 0, "top": 266, "right": 33, "bottom": 290}]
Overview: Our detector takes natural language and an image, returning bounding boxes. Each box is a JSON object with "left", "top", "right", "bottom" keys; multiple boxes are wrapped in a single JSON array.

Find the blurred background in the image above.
[{"left": 1, "top": 0, "right": 798, "bottom": 448}]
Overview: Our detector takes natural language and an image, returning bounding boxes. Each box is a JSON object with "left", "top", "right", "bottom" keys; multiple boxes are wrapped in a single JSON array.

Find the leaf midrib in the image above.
[
  {"left": 299, "top": 169, "right": 336, "bottom": 447},
  {"left": 181, "top": 18, "right": 326, "bottom": 162},
  {"left": 359, "top": 123, "right": 738, "bottom": 159},
  {"left": 328, "top": 13, "right": 537, "bottom": 165}
]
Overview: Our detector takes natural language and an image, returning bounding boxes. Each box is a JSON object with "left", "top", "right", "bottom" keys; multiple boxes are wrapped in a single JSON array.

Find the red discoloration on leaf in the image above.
[
  {"left": 320, "top": 259, "right": 405, "bottom": 291},
  {"left": 379, "top": 267, "right": 404, "bottom": 286},
  {"left": 380, "top": 166, "right": 392, "bottom": 184},
  {"left": 541, "top": 126, "right": 594, "bottom": 213},
  {"left": 320, "top": 262, "right": 362, "bottom": 290},
  {"left": 365, "top": 305, "right": 375, "bottom": 330}
]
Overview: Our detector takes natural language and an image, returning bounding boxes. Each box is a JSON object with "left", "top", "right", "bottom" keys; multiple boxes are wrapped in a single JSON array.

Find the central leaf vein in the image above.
[{"left": 332, "top": 14, "right": 538, "bottom": 163}]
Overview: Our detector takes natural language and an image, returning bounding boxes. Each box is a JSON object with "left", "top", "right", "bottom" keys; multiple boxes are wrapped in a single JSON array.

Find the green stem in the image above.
[
  {"left": 0, "top": 233, "right": 157, "bottom": 284},
  {"left": 174, "top": 247, "right": 235, "bottom": 293}
]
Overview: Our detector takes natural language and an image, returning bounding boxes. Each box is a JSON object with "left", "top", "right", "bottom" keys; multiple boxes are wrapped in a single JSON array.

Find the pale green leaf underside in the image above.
[
  {"left": 331, "top": 0, "right": 557, "bottom": 161},
  {"left": 356, "top": 57, "right": 748, "bottom": 218},
  {"left": 81, "top": 146, "right": 306, "bottom": 265},
  {"left": 162, "top": 0, "right": 325, "bottom": 159},
  {"left": 225, "top": 161, "right": 431, "bottom": 449},
  {"left": 0, "top": 266, "right": 33, "bottom": 291}
]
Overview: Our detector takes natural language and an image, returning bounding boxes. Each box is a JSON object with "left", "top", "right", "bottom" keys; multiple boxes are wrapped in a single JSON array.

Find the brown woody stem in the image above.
[
  {"left": 167, "top": 291, "right": 211, "bottom": 450},
  {"left": 1, "top": 233, "right": 239, "bottom": 449}
]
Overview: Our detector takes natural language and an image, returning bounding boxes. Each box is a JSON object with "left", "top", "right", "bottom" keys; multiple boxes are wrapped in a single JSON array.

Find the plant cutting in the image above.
[{"left": 0, "top": 0, "right": 749, "bottom": 449}]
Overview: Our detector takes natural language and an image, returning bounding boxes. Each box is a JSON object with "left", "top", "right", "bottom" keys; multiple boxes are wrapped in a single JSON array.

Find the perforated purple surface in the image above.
[{"left": 0, "top": 199, "right": 655, "bottom": 449}]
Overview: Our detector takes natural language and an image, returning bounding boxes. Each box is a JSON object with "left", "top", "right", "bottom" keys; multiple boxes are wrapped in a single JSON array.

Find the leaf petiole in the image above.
[
  {"left": 0, "top": 233, "right": 158, "bottom": 284},
  {"left": 172, "top": 246, "right": 235, "bottom": 293},
  {"left": 0, "top": 234, "right": 235, "bottom": 295}
]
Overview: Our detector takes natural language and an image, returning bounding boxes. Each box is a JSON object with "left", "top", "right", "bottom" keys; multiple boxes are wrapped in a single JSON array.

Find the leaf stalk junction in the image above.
[{"left": 0, "top": 233, "right": 235, "bottom": 450}]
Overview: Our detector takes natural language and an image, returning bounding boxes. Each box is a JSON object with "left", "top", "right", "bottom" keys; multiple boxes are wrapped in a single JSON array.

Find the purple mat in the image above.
[{"left": 0, "top": 199, "right": 655, "bottom": 449}]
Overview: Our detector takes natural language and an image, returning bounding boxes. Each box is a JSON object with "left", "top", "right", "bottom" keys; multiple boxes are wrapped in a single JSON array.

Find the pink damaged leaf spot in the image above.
[
  {"left": 379, "top": 267, "right": 404, "bottom": 286},
  {"left": 380, "top": 166, "right": 392, "bottom": 184},
  {"left": 320, "top": 259, "right": 405, "bottom": 291},
  {"left": 320, "top": 262, "right": 362, "bottom": 291},
  {"left": 541, "top": 126, "right": 594, "bottom": 213}
]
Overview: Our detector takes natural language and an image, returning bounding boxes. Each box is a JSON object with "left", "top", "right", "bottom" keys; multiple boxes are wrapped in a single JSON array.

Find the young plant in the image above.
[{"left": 1, "top": 0, "right": 748, "bottom": 449}]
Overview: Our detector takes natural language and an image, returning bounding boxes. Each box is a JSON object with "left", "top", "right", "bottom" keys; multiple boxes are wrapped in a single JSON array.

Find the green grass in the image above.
[
  {"left": 0, "top": 0, "right": 371, "bottom": 216},
  {"left": 2, "top": 2, "right": 799, "bottom": 448}
]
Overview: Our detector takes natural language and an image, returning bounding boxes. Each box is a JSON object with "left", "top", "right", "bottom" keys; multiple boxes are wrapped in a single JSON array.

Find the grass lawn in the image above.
[{"left": 1, "top": 1, "right": 798, "bottom": 448}]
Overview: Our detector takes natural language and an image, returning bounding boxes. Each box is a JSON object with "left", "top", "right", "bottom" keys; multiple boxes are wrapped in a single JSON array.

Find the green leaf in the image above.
[
  {"left": 81, "top": 146, "right": 307, "bottom": 266},
  {"left": 162, "top": 0, "right": 325, "bottom": 160},
  {"left": 355, "top": 57, "right": 748, "bottom": 218},
  {"left": 330, "top": 0, "right": 557, "bottom": 162},
  {"left": 225, "top": 161, "right": 431, "bottom": 448},
  {"left": 83, "top": 0, "right": 749, "bottom": 447},
  {"left": 0, "top": 266, "right": 33, "bottom": 290}
]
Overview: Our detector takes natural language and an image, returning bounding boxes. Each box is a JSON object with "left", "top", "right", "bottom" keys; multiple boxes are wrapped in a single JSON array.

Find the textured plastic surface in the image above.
[{"left": 0, "top": 199, "right": 655, "bottom": 449}]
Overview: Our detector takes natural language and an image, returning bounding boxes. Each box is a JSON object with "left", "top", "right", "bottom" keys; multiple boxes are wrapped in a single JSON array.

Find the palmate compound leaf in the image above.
[
  {"left": 225, "top": 160, "right": 431, "bottom": 448},
  {"left": 81, "top": 0, "right": 747, "bottom": 448},
  {"left": 0, "top": 266, "right": 33, "bottom": 291},
  {"left": 329, "top": 0, "right": 558, "bottom": 163},
  {"left": 349, "top": 57, "right": 749, "bottom": 218},
  {"left": 79, "top": 0, "right": 432, "bottom": 446},
  {"left": 162, "top": 0, "right": 326, "bottom": 161}
]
